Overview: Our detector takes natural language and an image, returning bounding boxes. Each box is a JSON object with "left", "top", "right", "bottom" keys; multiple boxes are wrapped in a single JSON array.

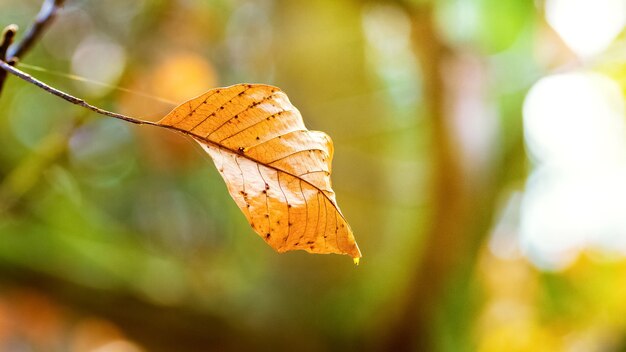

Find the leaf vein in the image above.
[
  {"left": 267, "top": 148, "right": 328, "bottom": 165},
  {"left": 217, "top": 108, "right": 294, "bottom": 144},
  {"left": 187, "top": 86, "right": 251, "bottom": 132},
  {"left": 206, "top": 90, "right": 280, "bottom": 139},
  {"left": 276, "top": 172, "right": 291, "bottom": 250},
  {"left": 257, "top": 163, "right": 271, "bottom": 239},
  {"left": 299, "top": 179, "right": 308, "bottom": 244}
]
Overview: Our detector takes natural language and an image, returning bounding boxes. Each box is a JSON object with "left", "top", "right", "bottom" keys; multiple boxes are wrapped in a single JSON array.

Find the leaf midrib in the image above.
[{"left": 158, "top": 124, "right": 350, "bottom": 225}]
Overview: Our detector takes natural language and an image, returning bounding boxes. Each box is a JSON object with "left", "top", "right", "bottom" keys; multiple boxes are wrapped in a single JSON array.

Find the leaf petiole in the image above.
[{"left": 0, "top": 60, "right": 158, "bottom": 127}]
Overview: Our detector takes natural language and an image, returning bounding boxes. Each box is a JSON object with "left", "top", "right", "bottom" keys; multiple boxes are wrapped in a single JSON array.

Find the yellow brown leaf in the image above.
[{"left": 157, "top": 84, "right": 361, "bottom": 260}]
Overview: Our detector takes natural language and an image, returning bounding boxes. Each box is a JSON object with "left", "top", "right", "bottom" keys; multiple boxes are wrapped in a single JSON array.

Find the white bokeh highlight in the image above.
[
  {"left": 545, "top": 0, "right": 626, "bottom": 58},
  {"left": 520, "top": 72, "right": 626, "bottom": 270},
  {"left": 71, "top": 35, "right": 126, "bottom": 97}
]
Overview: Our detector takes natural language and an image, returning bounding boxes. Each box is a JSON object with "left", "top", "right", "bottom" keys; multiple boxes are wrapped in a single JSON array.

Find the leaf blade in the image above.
[{"left": 158, "top": 84, "right": 361, "bottom": 259}]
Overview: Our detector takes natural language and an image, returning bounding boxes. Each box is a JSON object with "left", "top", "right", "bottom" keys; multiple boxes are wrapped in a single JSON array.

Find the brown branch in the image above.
[
  {"left": 0, "top": 0, "right": 66, "bottom": 95},
  {"left": 6, "top": 0, "right": 66, "bottom": 60},
  {"left": 0, "top": 25, "right": 18, "bottom": 95},
  {"left": 383, "top": 2, "right": 523, "bottom": 350},
  {"left": 384, "top": 3, "right": 469, "bottom": 351},
  {"left": 0, "top": 61, "right": 157, "bottom": 127},
  {"left": 0, "top": 25, "right": 17, "bottom": 60}
]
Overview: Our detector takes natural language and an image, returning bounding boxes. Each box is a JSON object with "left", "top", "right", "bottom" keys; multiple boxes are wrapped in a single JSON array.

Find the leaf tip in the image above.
[{"left": 353, "top": 257, "right": 360, "bottom": 266}]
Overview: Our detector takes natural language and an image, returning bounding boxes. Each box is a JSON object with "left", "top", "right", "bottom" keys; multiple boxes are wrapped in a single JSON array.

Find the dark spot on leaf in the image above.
[
  {"left": 266, "top": 233, "right": 271, "bottom": 239},
  {"left": 306, "top": 241, "right": 314, "bottom": 245},
  {"left": 264, "top": 214, "right": 269, "bottom": 218},
  {"left": 256, "top": 136, "right": 260, "bottom": 140},
  {"left": 262, "top": 190, "right": 267, "bottom": 194},
  {"left": 237, "top": 147, "right": 245, "bottom": 154}
]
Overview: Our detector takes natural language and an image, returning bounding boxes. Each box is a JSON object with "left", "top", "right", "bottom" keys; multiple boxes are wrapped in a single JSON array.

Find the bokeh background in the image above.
[{"left": 1, "top": 0, "right": 626, "bottom": 351}]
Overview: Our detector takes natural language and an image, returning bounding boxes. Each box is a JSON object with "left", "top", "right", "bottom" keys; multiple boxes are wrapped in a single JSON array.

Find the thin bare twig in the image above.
[
  {"left": 0, "top": 61, "right": 157, "bottom": 127},
  {"left": 6, "top": 0, "right": 66, "bottom": 60},
  {"left": 0, "top": 0, "right": 66, "bottom": 95},
  {"left": 0, "top": 25, "right": 17, "bottom": 60},
  {"left": 0, "top": 25, "right": 18, "bottom": 95}
]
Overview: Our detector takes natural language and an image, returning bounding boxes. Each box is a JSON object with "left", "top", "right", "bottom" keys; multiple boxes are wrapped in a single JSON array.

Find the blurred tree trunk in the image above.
[
  {"left": 384, "top": 2, "right": 518, "bottom": 351},
  {"left": 384, "top": 4, "right": 466, "bottom": 351}
]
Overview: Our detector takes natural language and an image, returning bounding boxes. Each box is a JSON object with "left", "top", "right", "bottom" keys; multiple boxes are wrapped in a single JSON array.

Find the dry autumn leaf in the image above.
[
  {"left": 0, "top": 61, "right": 361, "bottom": 262},
  {"left": 157, "top": 84, "right": 361, "bottom": 262}
]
